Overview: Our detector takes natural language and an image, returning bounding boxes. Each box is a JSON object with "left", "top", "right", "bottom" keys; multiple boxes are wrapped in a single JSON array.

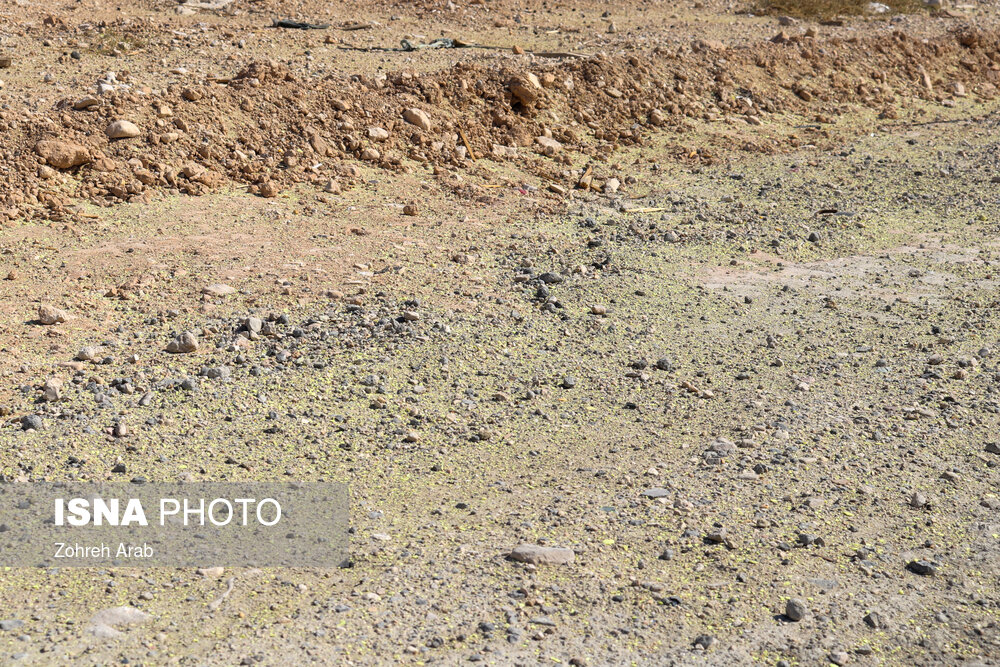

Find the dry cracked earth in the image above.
[{"left": 0, "top": 0, "right": 999, "bottom": 665}]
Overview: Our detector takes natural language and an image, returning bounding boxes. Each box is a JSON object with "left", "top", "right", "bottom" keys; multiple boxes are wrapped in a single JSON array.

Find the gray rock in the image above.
[
  {"left": 798, "top": 534, "right": 825, "bottom": 547},
  {"left": 203, "top": 366, "right": 231, "bottom": 380},
  {"left": 508, "top": 544, "right": 574, "bottom": 565},
  {"left": 863, "top": 611, "right": 887, "bottom": 629},
  {"left": 907, "top": 560, "right": 936, "bottom": 576},
  {"left": 166, "top": 331, "right": 199, "bottom": 354},
  {"left": 785, "top": 598, "right": 808, "bottom": 621},
  {"left": 202, "top": 284, "right": 235, "bottom": 297},
  {"left": 704, "top": 527, "right": 727, "bottom": 544},
  {"left": 829, "top": 651, "right": 850, "bottom": 666},
  {"left": 654, "top": 357, "right": 675, "bottom": 371},
  {"left": 86, "top": 606, "right": 151, "bottom": 639},
  {"left": 20, "top": 415, "right": 42, "bottom": 431},
  {"left": 76, "top": 346, "right": 101, "bottom": 361},
  {"left": 706, "top": 438, "right": 736, "bottom": 456},
  {"left": 42, "top": 378, "right": 63, "bottom": 402}
]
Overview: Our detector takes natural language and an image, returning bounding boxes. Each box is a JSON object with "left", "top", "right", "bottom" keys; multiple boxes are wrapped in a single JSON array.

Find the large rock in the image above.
[
  {"left": 402, "top": 108, "right": 432, "bottom": 132},
  {"left": 76, "top": 346, "right": 101, "bottom": 361},
  {"left": 535, "top": 136, "right": 562, "bottom": 155},
  {"left": 166, "top": 331, "right": 199, "bottom": 354},
  {"left": 692, "top": 39, "right": 726, "bottom": 53},
  {"left": 196, "top": 566, "right": 225, "bottom": 579},
  {"left": 73, "top": 96, "right": 100, "bottom": 110},
  {"left": 508, "top": 544, "right": 574, "bottom": 565},
  {"left": 37, "top": 304, "right": 67, "bottom": 325},
  {"left": 509, "top": 73, "right": 542, "bottom": 106},
  {"left": 785, "top": 598, "right": 808, "bottom": 621},
  {"left": 34, "top": 140, "right": 91, "bottom": 169},
  {"left": 42, "top": 378, "right": 63, "bottom": 402},
  {"left": 21, "top": 415, "right": 43, "bottom": 431},
  {"left": 86, "top": 606, "right": 151, "bottom": 639},
  {"left": 202, "top": 284, "right": 235, "bottom": 296},
  {"left": 106, "top": 120, "right": 140, "bottom": 139}
]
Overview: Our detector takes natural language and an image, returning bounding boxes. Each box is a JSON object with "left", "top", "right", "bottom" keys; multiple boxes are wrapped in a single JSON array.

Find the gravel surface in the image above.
[{"left": 1, "top": 0, "right": 999, "bottom": 665}]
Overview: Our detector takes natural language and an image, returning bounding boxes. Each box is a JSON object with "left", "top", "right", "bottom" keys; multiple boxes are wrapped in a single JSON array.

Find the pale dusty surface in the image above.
[{"left": 0, "top": 1, "right": 999, "bottom": 665}]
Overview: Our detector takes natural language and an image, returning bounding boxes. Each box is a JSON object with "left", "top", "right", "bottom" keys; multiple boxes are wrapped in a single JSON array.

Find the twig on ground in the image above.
[
  {"left": 880, "top": 116, "right": 980, "bottom": 129},
  {"left": 208, "top": 577, "right": 235, "bottom": 611},
  {"left": 459, "top": 128, "right": 477, "bottom": 161}
]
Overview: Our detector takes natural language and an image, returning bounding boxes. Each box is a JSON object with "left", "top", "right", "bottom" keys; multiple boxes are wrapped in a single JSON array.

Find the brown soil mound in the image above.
[{"left": 3, "top": 23, "right": 998, "bottom": 221}]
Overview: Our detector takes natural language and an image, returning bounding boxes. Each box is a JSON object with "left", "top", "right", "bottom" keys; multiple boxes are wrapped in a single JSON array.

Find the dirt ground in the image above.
[{"left": 1, "top": 0, "right": 999, "bottom": 665}]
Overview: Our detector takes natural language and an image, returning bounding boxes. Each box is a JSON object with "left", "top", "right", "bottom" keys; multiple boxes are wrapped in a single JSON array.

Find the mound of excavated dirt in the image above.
[{"left": 2, "top": 19, "right": 998, "bottom": 223}]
